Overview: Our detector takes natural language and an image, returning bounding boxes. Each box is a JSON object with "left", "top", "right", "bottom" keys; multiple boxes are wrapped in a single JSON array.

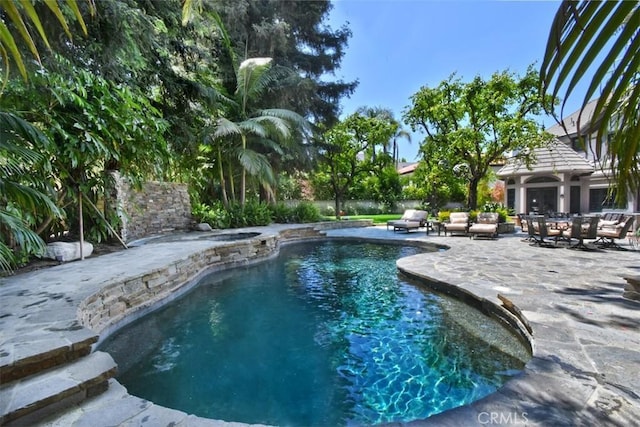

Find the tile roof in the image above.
[
  {"left": 397, "top": 162, "right": 419, "bottom": 175},
  {"left": 496, "top": 139, "right": 594, "bottom": 178}
]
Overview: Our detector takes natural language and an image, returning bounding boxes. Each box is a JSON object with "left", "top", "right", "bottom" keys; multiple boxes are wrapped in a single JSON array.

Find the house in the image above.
[{"left": 497, "top": 98, "right": 639, "bottom": 216}]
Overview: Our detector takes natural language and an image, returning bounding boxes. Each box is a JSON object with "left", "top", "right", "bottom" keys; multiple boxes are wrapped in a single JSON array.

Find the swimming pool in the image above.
[{"left": 100, "top": 240, "right": 529, "bottom": 425}]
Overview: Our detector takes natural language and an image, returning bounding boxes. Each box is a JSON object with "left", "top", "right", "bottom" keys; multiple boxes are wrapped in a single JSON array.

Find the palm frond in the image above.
[
  {"left": 540, "top": 0, "right": 640, "bottom": 199},
  {"left": 251, "top": 115, "right": 291, "bottom": 140},
  {"left": 259, "top": 108, "right": 309, "bottom": 128},
  {"left": 0, "top": 111, "right": 51, "bottom": 150},
  {"left": 237, "top": 57, "right": 273, "bottom": 110},
  {"left": 0, "top": 208, "right": 47, "bottom": 273},
  {"left": 237, "top": 119, "right": 268, "bottom": 138},
  {"left": 237, "top": 149, "right": 275, "bottom": 185},
  {"left": 0, "top": 0, "right": 93, "bottom": 81},
  {"left": 212, "top": 117, "right": 242, "bottom": 139}
]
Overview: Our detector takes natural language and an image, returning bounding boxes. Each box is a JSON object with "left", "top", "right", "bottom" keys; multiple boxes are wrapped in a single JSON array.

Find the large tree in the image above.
[
  {"left": 316, "top": 112, "right": 398, "bottom": 217},
  {"left": 404, "top": 66, "right": 554, "bottom": 210},
  {"left": 213, "top": 0, "right": 357, "bottom": 127},
  {"left": 540, "top": 1, "right": 639, "bottom": 203}
]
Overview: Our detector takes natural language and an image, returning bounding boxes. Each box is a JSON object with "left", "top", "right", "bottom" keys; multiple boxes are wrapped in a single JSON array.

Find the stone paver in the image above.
[{"left": 1, "top": 224, "right": 638, "bottom": 426}]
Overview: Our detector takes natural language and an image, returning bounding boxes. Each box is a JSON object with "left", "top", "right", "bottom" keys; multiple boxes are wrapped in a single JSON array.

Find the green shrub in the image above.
[
  {"left": 437, "top": 211, "right": 450, "bottom": 222},
  {"left": 192, "top": 202, "right": 230, "bottom": 229},
  {"left": 228, "top": 200, "right": 271, "bottom": 227},
  {"left": 293, "top": 201, "right": 321, "bottom": 223},
  {"left": 480, "top": 202, "right": 509, "bottom": 223},
  {"left": 270, "top": 202, "right": 294, "bottom": 223}
]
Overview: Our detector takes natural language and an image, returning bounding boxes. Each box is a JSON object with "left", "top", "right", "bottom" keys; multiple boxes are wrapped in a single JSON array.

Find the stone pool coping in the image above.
[{"left": 1, "top": 223, "right": 639, "bottom": 426}]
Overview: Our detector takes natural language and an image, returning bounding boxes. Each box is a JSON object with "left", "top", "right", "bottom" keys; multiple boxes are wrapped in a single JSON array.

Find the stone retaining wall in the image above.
[
  {"left": 109, "top": 172, "right": 192, "bottom": 242},
  {"left": 78, "top": 227, "right": 328, "bottom": 336}
]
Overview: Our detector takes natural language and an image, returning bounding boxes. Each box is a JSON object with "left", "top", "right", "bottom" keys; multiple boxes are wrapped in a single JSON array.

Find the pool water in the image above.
[{"left": 101, "top": 241, "right": 528, "bottom": 426}]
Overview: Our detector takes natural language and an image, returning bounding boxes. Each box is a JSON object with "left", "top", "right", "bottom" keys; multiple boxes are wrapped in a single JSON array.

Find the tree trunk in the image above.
[
  {"left": 240, "top": 134, "right": 247, "bottom": 206},
  {"left": 227, "top": 162, "right": 235, "bottom": 202},
  {"left": 468, "top": 176, "right": 480, "bottom": 210},
  {"left": 217, "top": 146, "right": 229, "bottom": 207}
]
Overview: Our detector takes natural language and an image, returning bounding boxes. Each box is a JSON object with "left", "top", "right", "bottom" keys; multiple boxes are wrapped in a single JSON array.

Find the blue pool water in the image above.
[{"left": 101, "top": 241, "right": 528, "bottom": 426}]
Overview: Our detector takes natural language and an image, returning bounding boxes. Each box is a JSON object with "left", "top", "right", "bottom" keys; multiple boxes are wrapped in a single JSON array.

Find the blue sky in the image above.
[{"left": 326, "top": 0, "right": 588, "bottom": 161}]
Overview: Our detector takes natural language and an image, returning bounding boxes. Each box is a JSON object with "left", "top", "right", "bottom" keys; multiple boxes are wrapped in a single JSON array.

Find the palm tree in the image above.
[
  {"left": 392, "top": 127, "right": 412, "bottom": 168},
  {"left": 209, "top": 57, "right": 309, "bottom": 206},
  {"left": 540, "top": 1, "right": 639, "bottom": 202}
]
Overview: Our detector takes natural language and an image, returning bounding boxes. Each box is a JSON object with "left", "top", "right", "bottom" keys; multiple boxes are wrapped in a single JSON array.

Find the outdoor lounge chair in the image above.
[
  {"left": 387, "top": 209, "right": 428, "bottom": 233},
  {"left": 595, "top": 215, "right": 635, "bottom": 250},
  {"left": 468, "top": 212, "right": 499, "bottom": 239},
  {"left": 562, "top": 215, "right": 600, "bottom": 250},
  {"left": 443, "top": 212, "right": 469, "bottom": 236}
]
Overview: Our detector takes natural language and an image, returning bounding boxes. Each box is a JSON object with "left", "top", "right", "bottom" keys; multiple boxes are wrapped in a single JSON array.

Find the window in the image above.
[
  {"left": 525, "top": 176, "right": 559, "bottom": 184},
  {"left": 507, "top": 188, "right": 515, "bottom": 210},
  {"left": 589, "top": 188, "right": 624, "bottom": 212}
]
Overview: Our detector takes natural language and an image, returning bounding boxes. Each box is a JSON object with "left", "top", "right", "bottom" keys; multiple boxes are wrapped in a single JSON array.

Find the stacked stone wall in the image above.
[
  {"left": 109, "top": 173, "right": 192, "bottom": 242},
  {"left": 78, "top": 227, "right": 330, "bottom": 335}
]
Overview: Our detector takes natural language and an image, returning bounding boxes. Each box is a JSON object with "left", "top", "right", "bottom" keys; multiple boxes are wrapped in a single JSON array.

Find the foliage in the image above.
[
  {"left": 207, "top": 57, "right": 310, "bottom": 206},
  {"left": 0, "top": 1, "right": 92, "bottom": 272},
  {"left": 292, "top": 201, "right": 322, "bottom": 223},
  {"left": 437, "top": 211, "right": 451, "bottom": 222},
  {"left": 226, "top": 200, "right": 272, "bottom": 228},
  {"left": 0, "top": 0, "right": 93, "bottom": 83},
  {"left": 404, "top": 66, "right": 555, "bottom": 209},
  {"left": 276, "top": 173, "right": 304, "bottom": 200},
  {"left": 269, "top": 202, "right": 293, "bottom": 223},
  {"left": 405, "top": 161, "right": 466, "bottom": 212},
  {"left": 192, "top": 202, "right": 231, "bottom": 229},
  {"left": 479, "top": 202, "right": 510, "bottom": 223},
  {"left": 540, "top": 1, "right": 639, "bottom": 203},
  {"left": 0, "top": 112, "right": 62, "bottom": 272},
  {"left": 212, "top": 0, "right": 357, "bottom": 126},
  {"left": 315, "top": 112, "right": 400, "bottom": 217},
  {"left": 0, "top": 56, "right": 169, "bottom": 241}
]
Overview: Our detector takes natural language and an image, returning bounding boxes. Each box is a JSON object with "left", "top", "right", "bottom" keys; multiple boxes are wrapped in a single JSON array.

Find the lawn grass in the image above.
[{"left": 320, "top": 214, "right": 403, "bottom": 224}]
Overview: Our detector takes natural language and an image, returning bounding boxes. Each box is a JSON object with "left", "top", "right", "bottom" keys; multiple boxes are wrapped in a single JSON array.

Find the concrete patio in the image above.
[{"left": 1, "top": 223, "right": 638, "bottom": 426}]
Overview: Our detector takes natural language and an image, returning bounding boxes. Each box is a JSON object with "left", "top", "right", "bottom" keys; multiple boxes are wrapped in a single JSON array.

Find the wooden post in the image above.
[{"left": 78, "top": 188, "right": 84, "bottom": 260}]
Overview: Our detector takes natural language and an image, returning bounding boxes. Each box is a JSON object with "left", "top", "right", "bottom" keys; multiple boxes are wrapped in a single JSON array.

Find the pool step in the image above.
[{"left": 0, "top": 351, "right": 117, "bottom": 426}]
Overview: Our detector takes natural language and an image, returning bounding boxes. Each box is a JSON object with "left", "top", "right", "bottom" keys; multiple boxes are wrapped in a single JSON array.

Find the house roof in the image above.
[
  {"left": 496, "top": 139, "right": 594, "bottom": 178},
  {"left": 397, "top": 162, "right": 418, "bottom": 175},
  {"left": 546, "top": 98, "right": 600, "bottom": 138}
]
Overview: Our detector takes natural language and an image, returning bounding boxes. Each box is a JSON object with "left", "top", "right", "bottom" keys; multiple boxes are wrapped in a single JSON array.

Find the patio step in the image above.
[
  {"left": 0, "top": 328, "right": 99, "bottom": 383},
  {"left": 0, "top": 351, "right": 117, "bottom": 426}
]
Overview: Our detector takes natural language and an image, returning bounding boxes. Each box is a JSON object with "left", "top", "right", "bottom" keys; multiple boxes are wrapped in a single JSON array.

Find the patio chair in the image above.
[
  {"left": 443, "top": 212, "right": 470, "bottom": 236},
  {"left": 562, "top": 215, "right": 600, "bottom": 250},
  {"left": 518, "top": 214, "right": 535, "bottom": 242},
  {"left": 387, "top": 209, "right": 428, "bottom": 233},
  {"left": 527, "top": 215, "right": 561, "bottom": 247},
  {"left": 595, "top": 215, "right": 635, "bottom": 250},
  {"left": 468, "top": 212, "right": 499, "bottom": 239}
]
